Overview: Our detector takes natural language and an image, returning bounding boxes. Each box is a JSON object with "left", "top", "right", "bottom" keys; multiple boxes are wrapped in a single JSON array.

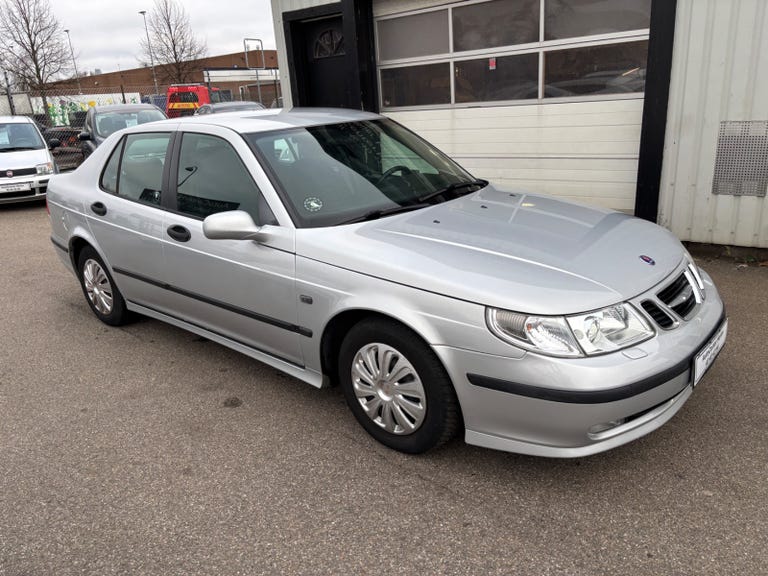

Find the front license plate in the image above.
[
  {"left": 693, "top": 318, "right": 728, "bottom": 387},
  {"left": 0, "top": 182, "right": 31, "bottom": 193}
]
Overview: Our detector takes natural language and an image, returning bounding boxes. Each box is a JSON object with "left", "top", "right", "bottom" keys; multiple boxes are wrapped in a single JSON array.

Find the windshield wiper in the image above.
[
  {"left": 338, "top": 203, "right": 431, "bottom": 225},
  {"left": 417, "top": 179, "right": 488, "bottom": 203}
]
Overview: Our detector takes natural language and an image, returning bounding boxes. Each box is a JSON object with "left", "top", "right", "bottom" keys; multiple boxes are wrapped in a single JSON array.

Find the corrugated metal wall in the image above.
[{"left": 659, "top": 0, "right": 768, "bottom": 247}]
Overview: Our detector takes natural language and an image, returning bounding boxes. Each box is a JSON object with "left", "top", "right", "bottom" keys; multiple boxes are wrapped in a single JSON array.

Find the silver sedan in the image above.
[{"left": 47, "top": 108, "right": 727, "bottom": 457}]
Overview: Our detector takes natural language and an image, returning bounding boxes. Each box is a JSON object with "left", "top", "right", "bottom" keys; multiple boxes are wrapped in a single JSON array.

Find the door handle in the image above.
[
  {"left": 167, "top": 225, "right": 191, "bottom": 242},
  {"left": 90, "top": 202, "right": 107, "bottom": 216}
]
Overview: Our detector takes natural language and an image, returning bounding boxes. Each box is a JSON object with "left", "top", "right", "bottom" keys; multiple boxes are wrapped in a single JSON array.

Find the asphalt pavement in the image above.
[{"left": 1, "top": 203, "right": 766, "bottom": 575}]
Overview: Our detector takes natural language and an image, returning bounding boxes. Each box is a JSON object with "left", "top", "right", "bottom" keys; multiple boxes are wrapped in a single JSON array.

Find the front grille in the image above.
[
  {"left": 0, "top": 168, "right": 36, "bottom": 178},
  {"left": 641, "top": 300, "right": 675, "bottom": 328},
  {"left": 657, "top": 272, "right": 697, "bottom": 318}
]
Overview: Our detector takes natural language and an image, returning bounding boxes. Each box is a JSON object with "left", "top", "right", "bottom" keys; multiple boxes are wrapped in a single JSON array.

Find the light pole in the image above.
[
  {"left": 139, "top": 10, "right": 160, "bottom": 96},
  {"left": 63, "top": 29, "right": 82, "bottom": 94}
]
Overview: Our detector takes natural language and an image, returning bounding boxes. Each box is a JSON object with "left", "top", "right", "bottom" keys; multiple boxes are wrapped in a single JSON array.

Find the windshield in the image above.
[
  {"left": 95, "top": 109, "right": 166, "bottom": 138},
  {"left": 247, "top": 119, "right": 480, "bottom": 227},
  {"left": 0, "top": 122, "right": 45, "bottom": 151}
]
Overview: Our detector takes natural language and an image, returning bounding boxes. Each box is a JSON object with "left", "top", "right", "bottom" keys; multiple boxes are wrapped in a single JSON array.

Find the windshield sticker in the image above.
[{"left": 303, "top": 197, "right": 323, "bottom": 212}]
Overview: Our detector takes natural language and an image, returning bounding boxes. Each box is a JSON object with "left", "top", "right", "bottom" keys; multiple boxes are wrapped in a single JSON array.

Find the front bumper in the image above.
[
  {"left": 436, "top": 266, "right": 726, "bottom": 457},
  {"left": 0, "top": 175, "right": 50, "bottom": 204}
]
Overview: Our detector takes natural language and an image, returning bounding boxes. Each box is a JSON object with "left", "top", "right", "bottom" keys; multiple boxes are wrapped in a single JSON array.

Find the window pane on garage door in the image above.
[
  {"left": 377, "top": 10, "right": 449, "bottom": 61},
  {"left": 455, "top": 53, "right": 539, "bottom": 103},
  {"left": 453, "top": 0, "right": 540, "bottom": 52},
  {"left": 380, "top": 63, "right": 451, "bottom": 107},
  {"left": 544, "top": 40, "right": 648, "bottom": 97},
  {"left": 545, "top": 0, "right": 651, "bottom": 40}
]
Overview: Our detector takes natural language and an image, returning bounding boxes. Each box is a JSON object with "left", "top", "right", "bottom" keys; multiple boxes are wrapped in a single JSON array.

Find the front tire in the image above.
[
  {"left": 77, "top": 246, "right": 128, "bottom": 326},
  {"left": 339, "top": 319, "right": 460, "bottom": 454}
]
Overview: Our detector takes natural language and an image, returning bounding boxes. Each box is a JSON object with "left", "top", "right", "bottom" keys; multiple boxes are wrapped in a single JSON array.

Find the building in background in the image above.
[
  {"left": 270, "top": 0, "right": 768, "bottom": 248},
  {"left": 50, "top": 49, "right": 282, "bottom": 109}
]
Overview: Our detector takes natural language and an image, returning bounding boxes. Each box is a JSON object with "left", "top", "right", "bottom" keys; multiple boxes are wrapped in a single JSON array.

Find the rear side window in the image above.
[
  {"left": 99, "top": 133, "right": 171, "bottom": 205},
  {"left": 100, "top": 139, "right": 123, "bottom": 193}
]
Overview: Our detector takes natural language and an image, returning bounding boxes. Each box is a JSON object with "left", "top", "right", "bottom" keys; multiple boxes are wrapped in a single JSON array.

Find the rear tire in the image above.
[
  {"left": 339, "top": 318, "right": 460, "bottom": 454},
  {"left": 77, "top": 246, "right": 128, "bottom": 326}
]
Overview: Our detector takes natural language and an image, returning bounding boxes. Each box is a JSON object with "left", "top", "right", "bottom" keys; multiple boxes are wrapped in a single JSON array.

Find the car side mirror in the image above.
[
  {"left": 78, "top": 131, "right": 91, "bottom": 141},
  {"left": 203, "top": 210, "right": 268, "bottom": 242},
  {"left": 48, "top": 138, "right": 61, "bottom": 150}
]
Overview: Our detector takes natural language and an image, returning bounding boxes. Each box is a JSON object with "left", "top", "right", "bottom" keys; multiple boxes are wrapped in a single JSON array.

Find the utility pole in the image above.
[
  {"left": 139, "top": 10, "right": 160, "bottom": 96},
  {"left": 63, "top": 29, "right": 82, "bottom": 94}
]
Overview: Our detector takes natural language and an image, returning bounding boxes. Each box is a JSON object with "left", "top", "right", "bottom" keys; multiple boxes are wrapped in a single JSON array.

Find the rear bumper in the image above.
[{"left": 435, "top": 269, "right": 726, "bottom": 457}]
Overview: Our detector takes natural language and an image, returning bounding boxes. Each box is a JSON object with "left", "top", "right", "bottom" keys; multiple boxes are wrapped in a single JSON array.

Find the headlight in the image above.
[
  {"left": 566, "top": 304, "right": 654, "bottom": 355},
  {"left": 487, "top": 303, "right": 654, "bottom": 357},
  {"left": 36, "top": 162, "right": 54, "bottom": 175}
]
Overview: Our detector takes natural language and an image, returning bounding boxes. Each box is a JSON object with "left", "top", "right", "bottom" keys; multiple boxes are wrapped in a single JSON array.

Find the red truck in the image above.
[{"left": 166, "top": 84, "right": 221, "bottom": 118}]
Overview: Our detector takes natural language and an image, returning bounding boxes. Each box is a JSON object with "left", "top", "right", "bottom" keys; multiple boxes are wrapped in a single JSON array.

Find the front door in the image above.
[
  {"left": 300, "top": 15, "right": 349, "bottom": 107},
  {"left": 159, "top": 127, "right": 304, "bottom": 366}
]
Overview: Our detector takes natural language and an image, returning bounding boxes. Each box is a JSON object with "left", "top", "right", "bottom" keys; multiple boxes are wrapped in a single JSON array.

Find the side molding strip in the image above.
[{"left": 113, "top": 267, "right": 313, "bottom": 337}]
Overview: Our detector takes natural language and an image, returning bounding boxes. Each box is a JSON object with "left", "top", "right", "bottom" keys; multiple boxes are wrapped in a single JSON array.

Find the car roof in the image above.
[
  {"left": 0, "top": 115, "right": 34, "bottom": 124},
  {"left": 92, "top": 104, "right": 161, "bottom": 113},
  {"left": 173, "top": 107, "right": 383, "bottom": 133}
]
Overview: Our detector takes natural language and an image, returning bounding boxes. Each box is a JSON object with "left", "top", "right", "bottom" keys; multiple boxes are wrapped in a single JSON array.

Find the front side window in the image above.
[
  {"left": 248, "top": 119, "right": 478, "bottom": 228},
  {"left": 175, "top": 133, "right": 274, "bottom": 224},
  {"left": 111, "top": 133, "right": 171, "bottom": 204}
]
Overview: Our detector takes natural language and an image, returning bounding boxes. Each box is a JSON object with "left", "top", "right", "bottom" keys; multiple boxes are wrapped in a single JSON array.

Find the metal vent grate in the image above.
[
  {"left": 641, "top": 300, "right": 674, "bottom": 329},
  {"left": 712, "top": 121, "right": 768, "bottom": 197},
  {"left": 657, "top": 273, "right": 697, "bottom": 319}
]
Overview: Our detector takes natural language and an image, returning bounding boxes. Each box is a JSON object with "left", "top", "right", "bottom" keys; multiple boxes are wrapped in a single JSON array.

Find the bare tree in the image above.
[
  {"left": 141, "top": 0, "right": 207, "bottom": 85},
  {"left": 0, "top": 0, "right": 71, "bottom": 122}
]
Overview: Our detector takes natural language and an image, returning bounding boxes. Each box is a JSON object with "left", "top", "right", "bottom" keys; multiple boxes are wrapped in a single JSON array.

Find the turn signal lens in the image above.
[{"left": 486, "top": 309, "right": 581, "bottom": 357}]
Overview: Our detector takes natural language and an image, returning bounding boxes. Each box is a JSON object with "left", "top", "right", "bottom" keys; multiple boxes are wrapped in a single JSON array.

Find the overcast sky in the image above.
[{"left": 54, "top": 0, "right": 276, "bottom": 75}]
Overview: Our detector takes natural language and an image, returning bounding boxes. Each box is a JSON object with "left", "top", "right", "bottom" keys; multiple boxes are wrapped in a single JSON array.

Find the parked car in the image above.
[
  {"left": 0, "top": 115, "right": 60, "bottom": 205},
  {"left": 79, "top": 104, "right": 166, "bottom": 159},
  {"left": 194, "top": 101, "right": 266, "bottom": 115},
  {"left": 42, "top": 126, "right": 85, "bottom": 172},
  {"left": 47, "top": 109, "right": 727, "bottom": 456}
]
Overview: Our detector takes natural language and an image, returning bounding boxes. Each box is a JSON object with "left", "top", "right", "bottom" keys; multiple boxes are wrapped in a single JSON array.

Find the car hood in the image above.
[
  {"left": 0, "top": 148, "right": 50, "bottom": 169},
  {"left": 296, "top": 185, "right": 685, "bottom": 314}
]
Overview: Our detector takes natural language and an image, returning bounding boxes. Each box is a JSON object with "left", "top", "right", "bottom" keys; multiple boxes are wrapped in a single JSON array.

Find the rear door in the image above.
[
  {"left": 158, "top": 125, "right": 304, "bottom": 365},
  {"left": 85, "top": 131, "right": 173, "bottom": 308}
]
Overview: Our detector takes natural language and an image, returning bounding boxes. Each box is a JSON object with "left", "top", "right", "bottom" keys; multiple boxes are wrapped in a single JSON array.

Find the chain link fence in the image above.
[{"left": 2, "top": 81, "right": 281, "bottom": 172}]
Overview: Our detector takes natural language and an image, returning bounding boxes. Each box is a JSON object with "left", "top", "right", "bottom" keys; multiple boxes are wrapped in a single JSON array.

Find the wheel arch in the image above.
[{"left": 319, "top": 308, "right": 443, "bottom": 388}]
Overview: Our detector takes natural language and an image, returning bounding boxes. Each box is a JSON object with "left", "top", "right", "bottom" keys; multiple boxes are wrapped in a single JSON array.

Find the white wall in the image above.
[
  {"left": 388, "top": 99, "right": 644, "bottom": 212},
  {"left": 659, "top": 0, "right": 768, "bottom": 247}
]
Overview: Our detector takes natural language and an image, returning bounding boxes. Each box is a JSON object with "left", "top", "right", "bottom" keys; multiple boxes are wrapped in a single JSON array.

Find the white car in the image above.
[{"left": 0, "top": 116, "right": 59, "bottom": 204}]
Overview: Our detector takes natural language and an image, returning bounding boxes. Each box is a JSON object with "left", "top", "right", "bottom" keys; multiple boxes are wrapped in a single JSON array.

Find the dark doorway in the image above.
[
  {"left": 301, "top": 15, "right": 348, "bottom": 107},
  {"left": 283, "top": 1, "right": 378, "bottom": 112}
]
